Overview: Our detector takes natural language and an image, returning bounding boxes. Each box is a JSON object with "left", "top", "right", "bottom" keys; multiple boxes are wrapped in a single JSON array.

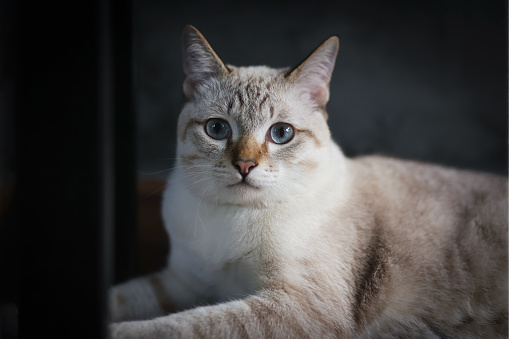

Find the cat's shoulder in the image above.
[
  {"left": 347, "top": 154, "right": 507, "bottom": 194},
  {"left": 350, "top": 154, "right": 505, "bottom": 179}
]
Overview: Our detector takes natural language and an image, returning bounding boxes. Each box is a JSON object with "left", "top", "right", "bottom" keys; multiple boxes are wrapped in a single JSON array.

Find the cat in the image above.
[{"left": 109, "top": 25, "right": 508, "bottom": 338}]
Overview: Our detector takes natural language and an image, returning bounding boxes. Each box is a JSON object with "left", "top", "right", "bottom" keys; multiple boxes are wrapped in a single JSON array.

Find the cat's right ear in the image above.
[{"left": 182, "top": 25, "right": 229, "bottom": 99}]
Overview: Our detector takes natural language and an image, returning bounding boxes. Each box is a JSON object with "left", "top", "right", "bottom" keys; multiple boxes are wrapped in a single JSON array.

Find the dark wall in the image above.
[{"left": 135, "top": 0, "right": 507, "bottom": 176}]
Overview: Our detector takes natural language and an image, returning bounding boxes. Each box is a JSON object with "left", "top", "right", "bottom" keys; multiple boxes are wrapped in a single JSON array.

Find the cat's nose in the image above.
[{"left": 234, "top": 159, "right": 257, "bottom": 178}]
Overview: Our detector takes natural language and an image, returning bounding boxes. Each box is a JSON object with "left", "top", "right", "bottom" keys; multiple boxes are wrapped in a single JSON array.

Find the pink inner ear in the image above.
[
  {"left": 310, "top": 85, "right": 329, "bottom": 107},
  {"left": 295, "top": 61, "right": 333, "bottom": 108}
]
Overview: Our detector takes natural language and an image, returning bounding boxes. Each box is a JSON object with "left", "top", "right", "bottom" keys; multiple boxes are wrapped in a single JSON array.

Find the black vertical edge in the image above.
[
  {"left": 112, "top": 0, "right": 139, "bottom": 284},
  {"left": 99, "top": 0, "right": 115, "bottom": 337},
  {"left": 0, "top": 0, "right": 20, "bottom": 337},
  {"left": 15, "top": 2, "right": 113, "bottom": 338}
]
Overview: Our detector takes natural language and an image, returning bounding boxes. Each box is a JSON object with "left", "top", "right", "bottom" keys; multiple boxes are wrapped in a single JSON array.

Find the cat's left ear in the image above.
[
  {"left": 182, "top": 25, "right": 230, "bottom": 99},
  {"left": 287, "top": 36, "right": 339, "bottom": 111}
]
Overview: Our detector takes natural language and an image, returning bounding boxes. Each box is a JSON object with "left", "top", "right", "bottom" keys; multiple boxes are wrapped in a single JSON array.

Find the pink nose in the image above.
[{"left": 234, "top": 159, "right": 257, "bottom": 177}]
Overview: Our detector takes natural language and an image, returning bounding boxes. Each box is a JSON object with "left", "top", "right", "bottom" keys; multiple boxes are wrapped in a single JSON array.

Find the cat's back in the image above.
[
  {"left": 347, "top": 154, "right": 507, "bottom": 245},
  {"left": 349, "top": 154, "right": 507, "bottom": 210}
]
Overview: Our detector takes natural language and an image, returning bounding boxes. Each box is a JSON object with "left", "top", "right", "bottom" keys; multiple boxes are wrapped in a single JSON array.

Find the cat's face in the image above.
[{"left": 176, "top": 26, "right": 339, "bottom": 206}]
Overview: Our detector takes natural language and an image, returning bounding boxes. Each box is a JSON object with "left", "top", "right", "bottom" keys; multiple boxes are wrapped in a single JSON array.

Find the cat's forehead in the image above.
[
  {"left": 227, "top": 65, "right": 286, "bottom": 78},
  {"left": 214, "top": 65, "right": 291, "bottom": 126},
  {"left": 224, "top": 66, "right": 288, "bottom": 93}
]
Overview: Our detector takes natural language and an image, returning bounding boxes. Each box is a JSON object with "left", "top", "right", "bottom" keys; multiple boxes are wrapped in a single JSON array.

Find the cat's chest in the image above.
[
  {"left": 162, "top": 180, "right": 275, "bottom": 296},
  {"left": 166, "top": 195, "right": 265, "bottom": 260}
]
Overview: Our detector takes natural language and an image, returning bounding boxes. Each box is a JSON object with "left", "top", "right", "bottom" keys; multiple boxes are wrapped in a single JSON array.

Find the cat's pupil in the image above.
[
  {"left": 278, "top": 127, "right": 285, "bottom": 138},
  {"left": 213, "top": 123, "right": 222, "bottom": 133}
]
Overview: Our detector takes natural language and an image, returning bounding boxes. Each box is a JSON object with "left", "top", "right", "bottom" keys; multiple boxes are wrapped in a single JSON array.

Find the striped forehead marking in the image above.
[{"left": 226, "top": 78, "right": 274, "bottom": 112}]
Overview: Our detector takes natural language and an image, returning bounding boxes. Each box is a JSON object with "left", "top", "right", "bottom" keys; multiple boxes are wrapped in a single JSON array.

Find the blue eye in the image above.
[
  {"left": 205, "top": 119, "right": 230, "bottom": 140},
  {"left": 269, "top": 123, "right": 294, "bottom": 144}
]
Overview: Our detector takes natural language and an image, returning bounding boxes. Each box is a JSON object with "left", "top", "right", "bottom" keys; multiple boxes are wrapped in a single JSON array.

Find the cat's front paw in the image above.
[
  {"left": 109, "top": 287, "right": 129, "bottom": 323},
  {"left": 109, "top": 322, "right": 124, "bottom": 339},
  {"left": 109, "top": 321, "right": 148, "bottom": 339},
  {"left": 109, "top": 319, "right": 176, "bottom": 339}
]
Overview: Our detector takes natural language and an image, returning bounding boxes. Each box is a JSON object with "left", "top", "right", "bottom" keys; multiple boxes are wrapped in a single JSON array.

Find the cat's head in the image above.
[{"left": 176, "top": 25, "right": 340, "bottom": 206}]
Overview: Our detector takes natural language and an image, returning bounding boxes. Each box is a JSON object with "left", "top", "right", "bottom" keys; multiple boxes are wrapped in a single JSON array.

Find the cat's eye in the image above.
[
  {"left": 205, "top": 119, "right": 231, "bottom": 140},
  {"left": 268, "top": 123, "right": 294, "bottom": 144}
]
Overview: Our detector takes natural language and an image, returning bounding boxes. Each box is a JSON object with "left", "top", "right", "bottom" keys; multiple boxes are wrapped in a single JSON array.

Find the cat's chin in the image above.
[
  {"left": 227, "top": 181, "right": 260, "bottom": 190},
  {"left": 218, "top": 180, "right": 277, "bottom": 206},
  {"left": 227, "top": 181, "right": 263, "bottom": 201}
]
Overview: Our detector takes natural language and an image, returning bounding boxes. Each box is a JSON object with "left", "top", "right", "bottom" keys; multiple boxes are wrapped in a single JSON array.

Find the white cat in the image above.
[{"left": 109, "top": 25, "right": 508, "bottom": 338}]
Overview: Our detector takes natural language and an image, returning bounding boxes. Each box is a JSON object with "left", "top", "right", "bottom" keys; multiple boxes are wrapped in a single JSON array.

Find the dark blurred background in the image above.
[
  {"left": 136, "top": 0, "right": 507, "bottom": 177},
  {"left": 0, "top": 1, "right": 506, "bottom": 338}
]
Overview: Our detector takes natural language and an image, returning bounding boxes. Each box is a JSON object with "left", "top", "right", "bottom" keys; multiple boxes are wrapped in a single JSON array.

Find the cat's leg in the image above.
[
  {"left": 109, "top": 268, "right": 204, "bottom": 322},
  {"left": 110, "top": 286, "right": 355, "bottom": 339}
]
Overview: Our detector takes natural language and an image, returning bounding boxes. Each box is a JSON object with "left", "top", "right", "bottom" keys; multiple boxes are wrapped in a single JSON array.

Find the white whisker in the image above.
[
  {"left": 141, "top": 182, "right": 168, "bottom": 198},
  {"left": 194, "top": 181, "right": 217, "bottom": 236}
]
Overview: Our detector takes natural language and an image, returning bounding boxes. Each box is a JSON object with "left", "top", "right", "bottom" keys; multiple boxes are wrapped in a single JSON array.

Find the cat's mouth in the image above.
[{"left": 228, "top": 180, "right": 260, "bottom": 189}]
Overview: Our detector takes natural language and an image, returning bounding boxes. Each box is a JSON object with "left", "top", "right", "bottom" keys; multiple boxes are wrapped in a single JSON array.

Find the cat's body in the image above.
[{"left": 110, "top": 25, "right": 508, "bottom": 338}]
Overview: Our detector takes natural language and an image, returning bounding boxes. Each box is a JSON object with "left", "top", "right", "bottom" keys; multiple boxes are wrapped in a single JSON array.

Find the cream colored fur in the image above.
[{"left": 109, "top": 25, "right": 507, "bottom": 338}]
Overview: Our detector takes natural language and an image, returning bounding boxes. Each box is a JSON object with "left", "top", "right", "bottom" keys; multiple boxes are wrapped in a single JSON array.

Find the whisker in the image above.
[
  {"left": 141, "top": 182, "right": 168, "bottom": 198},
  {"left": 138, "top": 157, "right": 212, "bottom": 177},
  {"left": 137, "top": 168, "right": 174, "bottom": 176},
  {"left": 186, "top": 177, "right": 210, "bottom": 190},
  {"left": 194, "top": 181, "right": 216, "bottom": 236}
]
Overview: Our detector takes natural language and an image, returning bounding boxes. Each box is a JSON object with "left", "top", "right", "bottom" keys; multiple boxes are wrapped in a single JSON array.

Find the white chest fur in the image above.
[
  {"left": 161, "top": 163, "right": 346, "bottom": 303},
  {"left": 161, "top": 170, "right": 272, "bottom": 301}
]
